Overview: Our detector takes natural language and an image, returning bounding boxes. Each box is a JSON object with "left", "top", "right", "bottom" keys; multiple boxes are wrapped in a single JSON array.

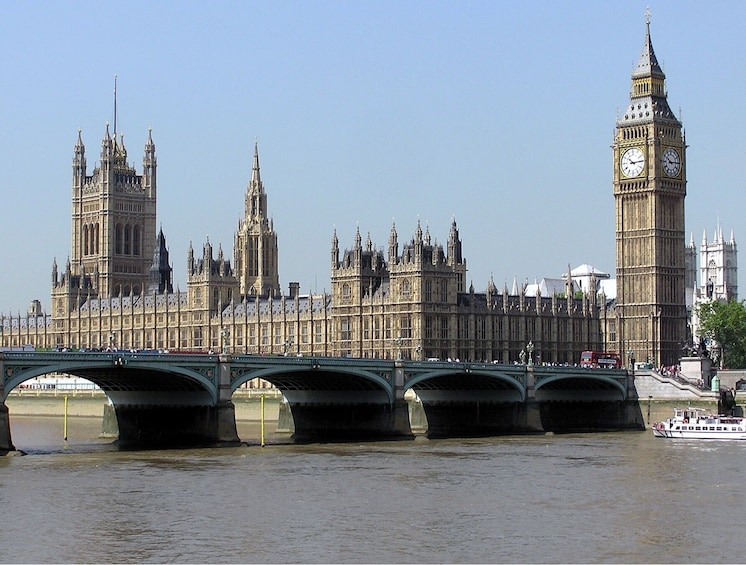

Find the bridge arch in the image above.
[
  {"left": 2, "top": 352, "right": 218, "bottom": 404},
  {"left": 229, "top": 357, "right": 395, "bottom": 402},
  {"left": 534, "top": 370, "right": 627, "bottom": 400},
  {"left": 404, "top": 364, "right": 526, "bottom": 402}
]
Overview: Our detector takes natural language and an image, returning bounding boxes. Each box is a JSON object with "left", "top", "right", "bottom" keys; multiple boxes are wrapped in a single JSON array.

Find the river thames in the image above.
[{"left": 1, "top": 415, "right": 744, "bottom": 564}]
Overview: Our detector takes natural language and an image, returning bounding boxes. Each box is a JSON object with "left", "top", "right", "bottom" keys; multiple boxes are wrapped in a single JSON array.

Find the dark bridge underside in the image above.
[
  {"left": 73, "top": 368, "right": 207, "bottom": 394},
  {"left": 66, "top": 368, "right": 232, "bottom": 448},
  {"left": 411, "top": 373, "right": 523, "bottom": 438},
  {"left": 261, "top": 369, "right": 385, "bottom": 392},
  {"left": 411, "top": 373, "right": 634, "bottom": 438},
  {"left": 259, "top": 370, "right": 410, "bottom": 442}
]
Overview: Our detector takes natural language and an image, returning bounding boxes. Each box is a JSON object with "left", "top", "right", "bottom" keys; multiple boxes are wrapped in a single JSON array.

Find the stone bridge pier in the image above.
[{"left": 0, "top": 388, "right": 14, "bottom": 454}]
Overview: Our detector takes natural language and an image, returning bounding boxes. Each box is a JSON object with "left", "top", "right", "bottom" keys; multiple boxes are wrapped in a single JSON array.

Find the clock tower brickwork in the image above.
[{"left": 613, "top": 18, "right": 687, "bottom": 367}]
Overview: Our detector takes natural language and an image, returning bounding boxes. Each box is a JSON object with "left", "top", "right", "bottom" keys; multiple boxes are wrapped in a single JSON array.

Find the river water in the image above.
[{"left": 1, "top": 415, "right": 744, "bottom": 564}]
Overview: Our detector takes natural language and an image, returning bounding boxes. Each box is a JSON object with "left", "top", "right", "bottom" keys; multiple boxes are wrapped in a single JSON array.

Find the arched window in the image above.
[
  {"left": 124, "top": 225, "right": 131, "bottom": 255},
  {"left": 83, "top": 225, "right": 89, "bottom": 255},
  {"left": 89, "top": 223, "right": 96, "bottom": 256},
  {"left": 115, "top": 224, "right": 123, "bottom": 255},
  {"left": 401, "top": 279, "right": 411, "bottom": 299},
  {"left": 133, "top": 225, "right": 141, "bottom": 256}
]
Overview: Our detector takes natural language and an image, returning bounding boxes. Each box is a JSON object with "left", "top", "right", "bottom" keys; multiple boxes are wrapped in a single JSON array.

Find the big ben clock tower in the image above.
[{"left": 614, "top": 13, "right": 687, "bottom": 367}]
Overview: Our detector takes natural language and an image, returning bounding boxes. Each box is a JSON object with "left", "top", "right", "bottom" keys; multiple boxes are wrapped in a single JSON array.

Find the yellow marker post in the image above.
[
  {"left": 63, "top": 395, "right": 69, "bottom": 441},
  {"left": 260, "top": 393, "right": 266, "bottom": 447}
]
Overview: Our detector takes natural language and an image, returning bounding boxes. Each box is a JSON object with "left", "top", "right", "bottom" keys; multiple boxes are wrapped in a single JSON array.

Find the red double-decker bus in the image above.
[{"left": 579, "top": 351, "right": 622, "bottom": 369}]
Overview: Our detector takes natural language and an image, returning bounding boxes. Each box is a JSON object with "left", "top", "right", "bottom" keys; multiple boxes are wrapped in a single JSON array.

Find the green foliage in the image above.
[{"left": 696, "top": 299, "right": 746, "bottom": 369}]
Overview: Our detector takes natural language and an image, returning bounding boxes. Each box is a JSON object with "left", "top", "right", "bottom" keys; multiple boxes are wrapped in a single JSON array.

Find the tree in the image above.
[{"left": 696, "top": 299, "right": 746, "bottom": 369}]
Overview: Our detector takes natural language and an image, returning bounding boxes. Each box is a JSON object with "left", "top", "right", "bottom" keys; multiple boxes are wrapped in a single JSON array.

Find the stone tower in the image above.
[
  {"left": 233, "top": 142, "right": 280, "bottom": 298},
  {"left": 700, "top": 225, "right": 738, "bottom": 302},
  {"left": 613, "top": 15, "right": 687, "bottom": 367},
  {"left": 56, "top": 122, "right": 157, "bottom": 310}
]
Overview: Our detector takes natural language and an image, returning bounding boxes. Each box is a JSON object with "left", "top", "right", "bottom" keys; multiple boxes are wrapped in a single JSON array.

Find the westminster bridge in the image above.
[{"left": 0, "top": 351, "right": 644, "bottom": 453}]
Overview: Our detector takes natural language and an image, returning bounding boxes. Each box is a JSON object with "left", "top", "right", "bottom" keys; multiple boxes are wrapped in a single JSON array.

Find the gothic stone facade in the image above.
[{"left": 0, "top": 132, "right": 602, "bottom": 363}]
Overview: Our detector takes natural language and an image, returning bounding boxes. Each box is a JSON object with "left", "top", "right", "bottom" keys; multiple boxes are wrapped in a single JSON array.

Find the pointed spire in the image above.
[
  {"left": 145, "top": 126, "right": 155, "bottom": 151},
  {"left": 388, "top": 221, "right": 398, "bottom": 263},
  {"left": 621, "top": 11, "right": 677, "bottom": 126},
  {"left": 487, "top": 274, "right": 496, "bottom": 294},
  {"left": 251, "top": 139, "right": 261, "bottom": 186},
  {"left": 633, "top": 10, "right": 664, "bottom": 80}
]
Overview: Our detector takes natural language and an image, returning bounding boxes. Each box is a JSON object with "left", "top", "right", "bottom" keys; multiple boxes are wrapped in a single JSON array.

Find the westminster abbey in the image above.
[{"left": 1, "top": 19, "right": 692, "bottom": 367}]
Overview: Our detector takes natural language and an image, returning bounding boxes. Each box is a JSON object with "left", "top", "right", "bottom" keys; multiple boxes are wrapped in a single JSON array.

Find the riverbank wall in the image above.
[{"left": 5, "top": 392, "right": 282, "bottom": 422}]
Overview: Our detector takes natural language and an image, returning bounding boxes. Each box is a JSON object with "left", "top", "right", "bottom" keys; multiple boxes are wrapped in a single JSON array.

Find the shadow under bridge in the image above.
[
  {"left": 404, "top": 361, "right": 527, "bottom": 438},
  {"left": 229, "top": 356, "right": 411, "bottom": 442},
  {"left": 531, "top": 365, "right": 640, "bottom": 432}
]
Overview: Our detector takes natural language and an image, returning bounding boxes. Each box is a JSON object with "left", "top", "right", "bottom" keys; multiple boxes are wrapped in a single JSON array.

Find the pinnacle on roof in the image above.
[
  {"left": 251, "top": 139, "right": 261, "bottom": 185},
  {"left": 145, "top": 127, "right": 155, "bottom": 150}
]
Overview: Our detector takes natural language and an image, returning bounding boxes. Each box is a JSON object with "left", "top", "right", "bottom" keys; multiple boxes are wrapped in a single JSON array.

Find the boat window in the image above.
[
  {"left": 709, "top": 427, "right": 715, "bottom": 430},
  {"left": 695, "top": 426, "right": 701, "bottom": 430},
  {"left": 716, "top": 427, "right": 722, "bottom": 431}
]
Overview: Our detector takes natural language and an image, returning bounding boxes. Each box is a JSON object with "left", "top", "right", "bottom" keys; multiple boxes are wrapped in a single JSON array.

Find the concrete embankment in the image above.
[{"left": 5, "top": 392, "right": 281, "bottom": 421}]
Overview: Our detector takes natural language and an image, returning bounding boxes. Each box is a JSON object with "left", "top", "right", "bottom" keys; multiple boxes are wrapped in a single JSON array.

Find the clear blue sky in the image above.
[{"left": 1, "top": 1, "right": 745, "bottom": 315}]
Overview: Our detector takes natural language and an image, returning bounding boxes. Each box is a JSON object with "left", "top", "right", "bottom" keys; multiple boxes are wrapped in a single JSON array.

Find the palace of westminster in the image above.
[{"left": 0, "top": 20, "right": 738, "bottom": 368}]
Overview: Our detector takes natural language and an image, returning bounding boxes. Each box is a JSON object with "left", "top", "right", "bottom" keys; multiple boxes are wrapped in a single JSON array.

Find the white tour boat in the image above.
[{"left": 652, "top": 407, "right": 746, "bottom": 440}]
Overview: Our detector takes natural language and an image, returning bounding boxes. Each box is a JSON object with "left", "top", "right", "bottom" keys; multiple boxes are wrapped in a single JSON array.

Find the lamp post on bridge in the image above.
[
  {"left": 283, "top": 337, "right": 293, "bottom": 356},
  {"left": 220, "top": 327, "right": 230, "bottom": 355},
  {"left": 394, "top": 336, "right": 404, "bottom": 361},
  {"left": 527, "top": 341, "right": 534, "bottom": 366},
  {"left": 627, "top": 350, "right": 635, "bottom": 379}
]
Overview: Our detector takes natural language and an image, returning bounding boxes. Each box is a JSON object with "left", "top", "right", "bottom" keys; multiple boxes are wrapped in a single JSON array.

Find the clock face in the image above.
[
  {"left": 662, "top": 147, "right": 681, "bottom": 177},
  {"left": 621, "top": 147, "right": 645, "bottom": 177}
]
